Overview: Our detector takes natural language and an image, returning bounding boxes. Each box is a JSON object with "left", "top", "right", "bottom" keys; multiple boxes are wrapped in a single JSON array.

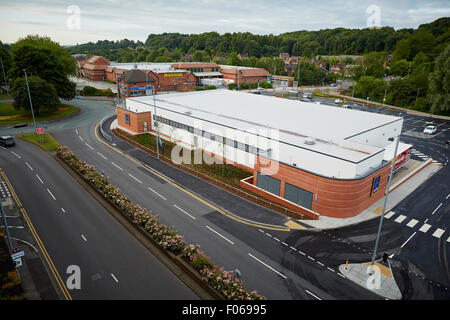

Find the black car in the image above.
[{"left": 0, "top": 136, "right": 15, "bottom": 147}]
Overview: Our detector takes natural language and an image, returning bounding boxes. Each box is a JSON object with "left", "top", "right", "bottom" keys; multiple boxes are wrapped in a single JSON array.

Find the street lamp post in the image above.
[
  {"left": 0, "top": 56, "right": 9, "bottom": 96},
  {"left": 153, "top": 90, "right": 160, "bottom": 160},
  {"left": 370, "top": 135, "right": 400, "bottom": 269},
  {"left": 23, "top": 70, "right": 37, "bottom": 134}
]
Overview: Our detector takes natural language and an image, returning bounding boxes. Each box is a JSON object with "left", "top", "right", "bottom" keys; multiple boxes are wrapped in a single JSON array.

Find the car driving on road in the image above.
[{"left": 0, "top": 136, "right": 15, "bottom": 147}]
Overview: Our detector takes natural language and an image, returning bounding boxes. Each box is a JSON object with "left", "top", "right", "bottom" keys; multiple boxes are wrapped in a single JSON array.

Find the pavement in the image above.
[{"left": 338, "top": 260, "right": 402, "bottom": 300}]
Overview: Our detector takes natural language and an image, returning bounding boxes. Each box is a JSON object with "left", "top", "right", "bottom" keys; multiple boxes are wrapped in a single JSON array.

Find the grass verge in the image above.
[
  {"left": 18, "top": 133, "right": 61, "bottom": 152},
  {"left": 0, "top": 103, "right": 79, "bottom": 125}
]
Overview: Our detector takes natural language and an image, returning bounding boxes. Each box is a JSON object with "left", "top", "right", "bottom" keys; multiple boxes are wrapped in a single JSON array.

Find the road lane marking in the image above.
[
  {"left": 401, "top": 232, "right": 416, "bottom": 248},
  {"left": 432, "top": 228, "right": 445, "bottom": 239},
  {"left": 290, "top": 246, "right": 297, "bottom": 251},
  {"left": 384, "top": 211, "right": 395, "bottom": 219},
  {"left": 97, "top": 152, "right": 107, "bottom": 159},
  {"left": 327, "top": 267, "right": 335, "bottom": 273},
  {"left": 248, "top": 253, "right": 287, "bottom": 279},
  {"left": 419, "top": 223, "right": 432, "bottom": 233},
  {"left": 273, "top": 237, "right": 280, "bottom": 242},
  {"left": 147, "top": 187, "right": 167, "bottom": 200},
  {"left": 75, "top": 129, "right": 78, "bottom": 134},
  {"left": 61, "top": 208, "right": 66, "bottom": 213},
  {"left": 446, "top": 193, "right": 450, "bottom": 200},
  {"left": 305, "top": 290, "right": 322, "bottom": 300},
  {"left": 127, "top": 173, "right": 142, "bottom": 184},
  {"left": 25, "top": 162, "right": 33, "bottom": 171},
  {"left": 111, "top": 273, "right": 119, "bottom": 283},
  {"left": 298, "top": 250, "right": 306, "bottom": 256},
  {"left": 173, "top": 204, "right": 196, "bottom": 220},
  {"left": 36, "top": 174, "right": 44, "bottom": 184},
  {"left": 406, "top": 219, "right": 419, "bottom": 228},
  {"left": 79, "top": 136, "right": 84, "bottom": 142},
  {"left": 317, "top": 261, "right": 325, "bottom": 267},
  {"left": 81, "top": 234, "right": 87, "bottom": 242},
  {"left": 11, "top": 151, "right": 21, "bottom": 159},
  {"left": 431, "top": 203, "right": 443, "bottom": 215},
  {"left": 338, "top": 273, "right": 345, "bottom": 278},
  {"left": 85, "top": 143, "right": 94, "bottom": 150},
  {"left": 0, "top": 169, "right": 72, "bottom": 300},
  {"left": 205, "top": 226, "right": 234, "bottom": 245},
  {"left": 308, "top": 256, "right": 315, "bottom": 261},
  {"left": 447, "top": 236, "right": 450, "bottom": 243},
  {"left": 394, "top": 215, "right": 407, "bottom": 223},
  {"left": 281, "top": 242, "right": 289, "bottom": 247},
  {"left": 111, "top": 162, "right": 123, "bottom": 171},
  {"left": 47, "top": 188, "right": 56, "bottom": 200}
]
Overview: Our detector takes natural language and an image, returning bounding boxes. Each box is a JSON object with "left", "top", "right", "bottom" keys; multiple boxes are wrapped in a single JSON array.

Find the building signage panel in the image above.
[
  {"left": 164, "top": 73, "right": 183, "bottom": 78},
  {"left": 130, "top": 86, "right": 154, "bottom": 91},
  {"left": 370, "top": 175, "right": 381, "bottom": 197}
]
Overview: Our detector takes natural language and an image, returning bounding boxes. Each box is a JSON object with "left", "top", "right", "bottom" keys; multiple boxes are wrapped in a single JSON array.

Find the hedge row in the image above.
[{"left": 57, "top": 146, "right": 265, "bottom": 300}]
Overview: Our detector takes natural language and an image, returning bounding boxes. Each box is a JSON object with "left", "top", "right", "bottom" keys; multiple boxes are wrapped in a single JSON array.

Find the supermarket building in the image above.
[{"left": 115, "top": 90, "right": 411, "bottom": 219}]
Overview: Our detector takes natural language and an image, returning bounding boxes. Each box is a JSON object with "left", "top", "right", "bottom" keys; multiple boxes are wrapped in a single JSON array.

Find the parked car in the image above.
[
  {"left": 334, "top": 98, "right": 343, "bottom": 104},
  {"left": 303, "top": 92, "right": 312, "bottom": 99},
  {"left": 0, "top": 136, "right": 15, "bottom": 147},
  {"left": 330, "top": 83, "right": 338, "bottom": 87},
  {"left": 423, "top": 125, "right": 437, "bottom": 134},
  {"left": 342, "top": 104, "right": 351, "bottom": 109}
]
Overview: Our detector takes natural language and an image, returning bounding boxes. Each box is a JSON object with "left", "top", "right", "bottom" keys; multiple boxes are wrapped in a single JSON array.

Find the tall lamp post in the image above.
[
  {"left": 0, "top": 56, "right": 9, "bottom": 96},
  {"left": 153, "top": 86, "right": 160, "bottom": 160},
  {"left": 370, "top": 135, "right": 400, "bottom": 269},
  {"left": 23, "top": 69, "right": 37, "bottom": 134}
]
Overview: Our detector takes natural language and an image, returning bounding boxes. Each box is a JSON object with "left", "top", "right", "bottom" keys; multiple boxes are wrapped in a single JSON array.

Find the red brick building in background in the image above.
[
  {"left": 219, "top": 65, "right": 270, "bottom": 84},
  {"left": 117, "top": 69, "right": 157, "bottom": 97},
  {"left": 78, "top": 56, "right": 109, "bottom": 81}
]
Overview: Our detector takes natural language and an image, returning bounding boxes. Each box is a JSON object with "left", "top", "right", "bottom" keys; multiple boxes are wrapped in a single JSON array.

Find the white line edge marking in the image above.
[
  {"left": 338, "top": 273, "right": 345, "bottom": 278},
  {"left": 148, "top": 187, "right": 167, "bottom": 200},
  {"left": 305, "top": 289, "right": 322, "bottom": 300},
  {"left": 248, "top": 253, "right": 287, "bottom": 279},
  {"left": 111, "top": 273, "right": 119, "bottom": 283},
  {"left": 97, "top": 152, "right": 107, "bottom": 159},
  {"left": 111, "top": 162, "right": 124, "bottom": 171},
  {"left": 85, "top": 143, "right": 94, "bottom": 150},
  {"left": 11, "top": 151, "right": 21, "bottom": 158},
  {"left": 401, "top": 232, "right": 417, "bottom": 248},
  {"left": 173, "top": 204, "right": 196, "bottom": 220},
  {"left": 79, "top": 136, "right": 84, "bottom": 141},
  {"left": 81, "top": 234, "right": 87, "bottom": 242},
  {"left": 205, "top": 226, "right": 234, "bottom": 245},
  {"left": 25, "top": 162, "right": 33, "bottom": 171},
  {"left": 431, "top": 203, "right": 443, "bottom": 215},
  {"left": 36, "top": 174, "right": 44, "bottom": 184},
  {"left": 127, "top": 173, "right": 143, "bottom": 184},
  {"left": 46, "top": 188, "right": 56, "bottom": 200}
]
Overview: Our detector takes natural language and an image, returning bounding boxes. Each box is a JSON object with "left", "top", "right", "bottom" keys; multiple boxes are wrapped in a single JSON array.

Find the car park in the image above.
[
  {"left": 0, "top": 136, "right": 15, "bottom": 147},
  {"left": 423, "top": 125, "right": 437, "bottom": 134}
]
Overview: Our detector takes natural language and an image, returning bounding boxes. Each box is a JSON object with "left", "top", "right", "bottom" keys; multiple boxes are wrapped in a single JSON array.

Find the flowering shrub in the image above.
[{"left": 57, "top": 146, "right": 265, "bottom": 300}]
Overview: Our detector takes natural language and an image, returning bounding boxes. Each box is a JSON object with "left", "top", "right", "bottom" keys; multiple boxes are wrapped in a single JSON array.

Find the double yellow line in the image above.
[
  {"left": 0, "top": 169, "right": 72, "bottom": 300},
  {"left": 94, "top": 121, "right": 289, "bottom": 232}
]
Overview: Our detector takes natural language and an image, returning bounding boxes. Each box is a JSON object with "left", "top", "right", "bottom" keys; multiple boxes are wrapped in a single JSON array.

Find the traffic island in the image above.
[{"left": 338, "top": 260, "right": 402, "bottom": 300}]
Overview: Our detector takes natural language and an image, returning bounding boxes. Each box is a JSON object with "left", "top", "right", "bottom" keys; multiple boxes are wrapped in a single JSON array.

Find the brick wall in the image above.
[{"left": 116, "top": 107, "right": 152, "bottom": 134}]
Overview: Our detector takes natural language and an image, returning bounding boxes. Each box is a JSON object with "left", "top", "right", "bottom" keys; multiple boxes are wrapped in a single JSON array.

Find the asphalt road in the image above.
[{"left": 0, "top": 140, "right": 198, "bottom": 299}]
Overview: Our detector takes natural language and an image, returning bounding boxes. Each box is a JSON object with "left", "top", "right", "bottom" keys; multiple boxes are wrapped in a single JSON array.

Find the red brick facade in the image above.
[
  {"left": 116, "top": 107, "right": 152, "bottom": 134},
  {"left": 240, "top": 155, "right": 391, "bottom": 219}
]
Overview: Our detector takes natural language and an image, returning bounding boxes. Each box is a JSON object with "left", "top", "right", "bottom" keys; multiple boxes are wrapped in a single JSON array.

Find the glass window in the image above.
[
  {"left": 284, "top": 183, "right": 313, "bottom": 209},
  {"left": 256, "top": 172, "right": 281, "bottom": 196}
]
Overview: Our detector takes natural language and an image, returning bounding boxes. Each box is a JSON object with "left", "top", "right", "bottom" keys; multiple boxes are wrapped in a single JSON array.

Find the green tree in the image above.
[
  {"left": 354, "top": 76, "right": 387, "bottom": 102},
  {"left": 429, "top": 44, "right": 450, "bottom": 113},
  {"left": 11, "top": 75, "right": 60, "bottom": 115},
  {"left": 392, "top": 38, "right": 411, "bottom": 62},
  {"left": 389, "top": 59, "right": 409, "bottom": 76}
]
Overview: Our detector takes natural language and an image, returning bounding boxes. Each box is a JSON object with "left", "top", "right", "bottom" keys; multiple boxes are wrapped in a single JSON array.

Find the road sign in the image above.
[
  {"left": 293, "top": 81, "right": 298, "bottom": 88},
  {"left": 12, "top": 257, "right": 22, "bottom": 268},
  {"left": 36, "top": 127, "right": 44, "bottom": 135},
  {"left": 11, "top": 250, "right": 25, "bottom": 260}
]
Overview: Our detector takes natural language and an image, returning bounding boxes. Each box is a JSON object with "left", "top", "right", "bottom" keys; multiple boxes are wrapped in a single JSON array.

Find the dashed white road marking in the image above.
[
  {"left": 111, "top": 273, "right": 119, "bottom": 283},
  {"left": 11, "top": 151, "right": 21, "bottom": 159},
  {"left": 85, "top": 143, "right": 94, "bottom": 150},
  {"left": 401, "top": 232, "right": 417, "bottom": 248},
  {"left": 61, "top": 208, "right": 66, "bottom": 213},
  {"left": 305, "top": 290, "right": 322, "bottom": 300},
  {"left": 273, "top": 237, "right": 280, "bottom": 242},
  {"left": 75, "top": 129, "right": 78, "bottom": 134},
  {"left": 79, "top": 136, "right": 84, "bottom": 142},
  {"left": 446, "top": 193, "right": 450, "bottom": 200},
  {"left": 281, "top": 242, "right": 289, "bottom": 247},
  {"left": 173, "top": 204, "right": 196, "bottom": 220},
  {"left": 432, "top": 228, "right": 445, "bottom": 239},
  {"left": 317, "top": 261, "right": 325, "bottom": 267},
  {"left": 327, "top": 267, "right": 335, "bottom": 273},
  {"left": 148, "top": 187, "right": 167, "bottom": 200},
  {"left": 406, "top": 219, "right": 419, "bottom": 228},
  {"left": 205, "top": 226, "right": 234, "bottom": 245},
  {"left": 25, "top": 162, "right": 33, "bottom": 171},
  {"left": 431, "top": 203, "right": 443, "bottom": 215},
  {"left": 111, "top": 162, "right": 123, "bottom": 171},
  {"left": 338, "top": 273, "right": 346, "bottom": 278},
  {"left": 46, "top": 188, "right": 56, "bottom": 200},
  {"left": 36, "top": 174, "right": 44, "bottom": 184},
  {"left": 127, "top": 173, "right": 142, "bottom": 184},
  {"left": 419, "top": 223, "right": 432, "bottom": 233},
  {"left": 298, "top": 251, "right": 306, "bottom": 256},
  {"left": 81, "top": 234, "right": 87, "bottom": 242},
  {"left": 384, "top": 211, "right": 395, "bottom": 219},
  {"left": 307, "top": 256, "right": 315, "bottom": 261},
  {"left": 290, "top": 246, "right": 297, "bottom": 251},
  {"left": 394, "top": 215, "right": 407, "bottom": 223},
  {"left": 248, "top": 253, "right": 287, "bottom": 279},
  {"left": 447, "top": 236, "right": 450, "bottom": 243},
  {"left": 97, "top": 152, "right": 107, "bottom": 159}
]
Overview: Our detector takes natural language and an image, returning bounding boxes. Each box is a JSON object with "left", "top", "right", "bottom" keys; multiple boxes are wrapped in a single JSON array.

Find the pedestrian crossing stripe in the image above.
[
  {"left": 432, "top": 228, "right": 445, "bottom": 239},
  {"left": 406, "top": 219, "right": 419, "bottom": 228},
  {"left": 384, "top": 211, "right": 395, "bottom": 219},
  {"left": 395, "top": 215, "right": 407, "bottom": 223},
  {"left": 419, "top": 223, "right": 432, "bottom": 233}
]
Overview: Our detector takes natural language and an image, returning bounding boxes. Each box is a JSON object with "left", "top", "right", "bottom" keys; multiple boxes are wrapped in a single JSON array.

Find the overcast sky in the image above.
[{"left": 0, "top": 0, "right": 449, "bottom": 45}]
